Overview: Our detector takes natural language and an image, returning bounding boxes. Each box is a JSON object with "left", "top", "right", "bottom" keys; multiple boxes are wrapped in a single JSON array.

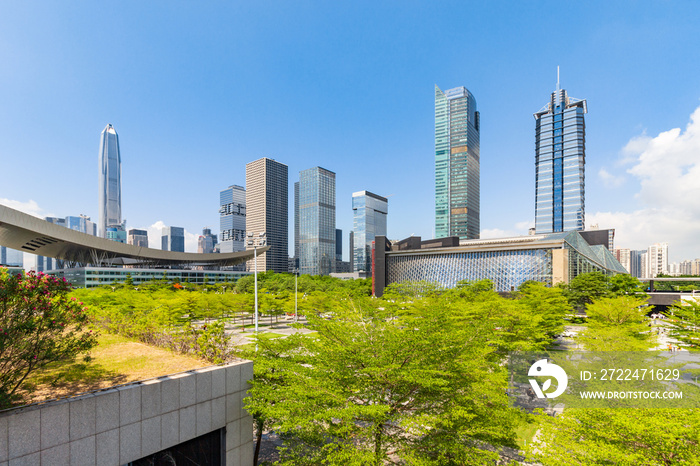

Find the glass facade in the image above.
[
  {"left": 49, "top": 267, "right": 250, "bottom": 288},
  {"left": 161, "top": 226, "right": 185, "bottom": 252},
  {"left": 98, "top": 124, "right": 122, "bottom": 239},
  {"left": 0, "top": 246, "right": 23, "bottom": 267},
  {"left": 385, "top": 231, "right": 627, "bottom": 292},
  {"left": 352, "top": 190, "right": 388, "bottom": 275},
  {"left": 298, "top": 167, "right": 336, "bottom": 276},
  {"left": 534, "top": 87, "right": 587, "bottom": 233},
  {"left": 435, "top": 85, "right": 480, "bottom": 240},
  {"left": 219, "top": 185, "right": 246, "bottom": 253}
]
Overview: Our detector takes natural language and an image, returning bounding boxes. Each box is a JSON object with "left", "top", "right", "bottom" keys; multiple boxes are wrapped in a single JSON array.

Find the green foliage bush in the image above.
[{"left": 0, "top": 269, "right": 97, "bottom": 408}]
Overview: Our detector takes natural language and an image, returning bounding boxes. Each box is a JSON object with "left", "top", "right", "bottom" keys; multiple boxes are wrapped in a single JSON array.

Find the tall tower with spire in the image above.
[
  {"left": 98, "top": 123, "right": 123, "bottom": 239},
  {"left": 533, "top": 70, "right": 587, "bottom": 233}
]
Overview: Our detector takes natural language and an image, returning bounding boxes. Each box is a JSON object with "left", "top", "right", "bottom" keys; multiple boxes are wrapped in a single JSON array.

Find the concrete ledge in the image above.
[{"left": 0, "top": 359, "right": 254, "bottom": 465}]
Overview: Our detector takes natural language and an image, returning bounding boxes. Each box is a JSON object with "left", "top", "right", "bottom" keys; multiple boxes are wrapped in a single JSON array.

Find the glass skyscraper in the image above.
[
  {"left": 298, "top": 167, "right": 336, "bottom": 276},
  {"left": 162, "top": 226, "right": 185, "bottom": 252},
  {"left": 534, "top": 82, "right": 587, "bottom": 233},
  {"left": 98, "top": 123, "right": 123, "bottom": 239},
  {"left": 219, "top": 185, "right": 246, "bottom": 253},
  {"left": 352, "top": 190, "right": 388, "bottom": 275},
  {"left": 435, "top": 85, "right": 480, "bottom": 240}
]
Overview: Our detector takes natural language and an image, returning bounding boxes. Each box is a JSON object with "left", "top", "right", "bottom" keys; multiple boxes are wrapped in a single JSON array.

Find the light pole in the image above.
[
  {"left": 247, "top": 232, "right": 267, "bottom": 348},
  {"left": 294, "top": 267, "right": 299, "bottom": 323}
]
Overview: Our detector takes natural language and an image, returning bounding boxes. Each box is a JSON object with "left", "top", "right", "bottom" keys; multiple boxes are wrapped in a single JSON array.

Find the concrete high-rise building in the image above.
[
  {"left": 352, "top": 190, "right": 388, "bottom": 275},
  {"left": 198, "top": 228, "right": 218, "bottom": 254},
  {"left": 245, "top": 158, "right": 288, "bottom": 273},
  {"left": 613, "top": 248, "right": 631, "bottom": 274},
  {"left": 219, "top": 185, "right": 246, "bottom": 253},
  {"left": 162, "top": 226, "right": 185, "bottom": 252},
  {"left": 128, "top": 229, "right": 149, "bottom": 248},
  {"left": 534, "top": 72, "right": 587, "bottom": 234},
  {"left": 645, "top": 242, "right": 669, "bottom": 278},
  {"left": 298, "top": 167, "right": 336, "bottom": 276},
  {"left": 692, "top": 259, "right": 700, "bottom": 276},
  {"left": 435, "top": 85, "right": 480, "bottom": 240},
  {"left": 98, "top": 123, "right": 123, "bottom": 239}
]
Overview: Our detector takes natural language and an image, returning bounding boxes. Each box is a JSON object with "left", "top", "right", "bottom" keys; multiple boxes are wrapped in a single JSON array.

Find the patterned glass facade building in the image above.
[
  {"left": 219, "top": 185, "right": 246, "bottom": 253},
  {"left": 298, "top": 167, "right": 336, "bottom": 276},
  {"left": 435, "top": 85, "right": 480, "bottom": 240},
  {"left": 98, "top": 123, "right": 123, "bottom": 239},
  {"left": 245, "top": 158, "right": 288, "bottom": 273},
  {"left": 534, "top": 84, "right": 587, "bottom": 233},
  {"left": 384, "top": 231, "right": 626, "bottom": 293},
  {"left": 352, "top": 190, "right": 388, "bottom": 275}
]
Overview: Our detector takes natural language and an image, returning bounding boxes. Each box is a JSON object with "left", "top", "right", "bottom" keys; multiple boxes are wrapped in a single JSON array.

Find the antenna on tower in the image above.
[{"left": 556, "top": 66, "right": 560, "bottom": 91}]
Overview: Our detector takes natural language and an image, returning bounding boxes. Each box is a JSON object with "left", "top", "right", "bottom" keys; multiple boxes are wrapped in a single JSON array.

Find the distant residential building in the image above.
[
  {"left": 435, "top": 85, "right": 480, "bottom": 240},
  {"left": 198, "top": 228, "right": 218, "bottom": 254},
  {"left": 669, "top": 262, "right": 680, "bottom": 277},
  {"left": 679, "top": 260, "right": 693, "bottom": 276},
  {"left": 693, "top": 259, "right": 700, "bottom": 276},
  {"left": 245, "top": 158, "right": 288, "bottom": 273},
  {"left": 646, "top": 242, "right": 669, "bottom": 278},
  {"left": 162, "top": 226, "right": 185, "bottom": 252},
  {"left": 534, "top": 75, "right": 587, "bottom": 234},
  {"left": 98, "top": 123, "right": 123, "bottom": 239},
  {"left": 128, "top": 229, "right": 149, "bottom": 248},
  {"left": 352, "top": 190, "right": 388, "bottom": 275},
  {"left": 298, "top": 167, "right": 336, "bottom": 276},
  {"left": 219, "top": 185, "right": 246, "bottom": 253},
  {"left": 613, "top": 248, "right": 631, "bottom": 273},
  {"left": 640, "top": 251, "right": 649, "bottom": 279}
]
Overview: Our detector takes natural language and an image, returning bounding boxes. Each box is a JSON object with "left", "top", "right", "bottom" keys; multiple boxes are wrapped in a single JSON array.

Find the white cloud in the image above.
[
  {"left": 598, "top": 168, "right": 625, "bottom": 188},
  {"left": 143, "top": 221, "right": 199, "bottom": 252},
  {"left": 0, "top": 198, "right": 50, "bottom": 218},
  {"left": 589, "top": 105, "right": 700, "bottom": 261},
  {"left": 480, "top": 220, "right": 534, "bottom": 239}
]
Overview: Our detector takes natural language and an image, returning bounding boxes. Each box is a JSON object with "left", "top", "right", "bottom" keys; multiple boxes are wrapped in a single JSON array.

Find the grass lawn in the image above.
[
  {"left": 515, "top": 422, "right": 538, "bottom": 449},
  {"left": 15, "top": 333, "right": 210, "bottom": 406}
]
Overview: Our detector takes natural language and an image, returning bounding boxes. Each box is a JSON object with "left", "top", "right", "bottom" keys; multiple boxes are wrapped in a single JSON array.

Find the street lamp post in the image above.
[
  {"left": 247, "top": 232, "right": 267, "bottom": 349},
  {"left": 294, "top": 267, "right": 299, "bottom": 323}
]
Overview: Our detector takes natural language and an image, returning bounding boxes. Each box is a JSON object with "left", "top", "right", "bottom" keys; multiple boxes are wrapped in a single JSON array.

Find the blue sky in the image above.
[{"left": 1, "top": 1, "right": 700, "bottom": 262}]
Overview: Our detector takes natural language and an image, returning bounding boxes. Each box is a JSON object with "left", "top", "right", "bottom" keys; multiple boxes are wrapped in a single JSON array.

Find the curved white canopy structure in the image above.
[{"left": 0, "top": 204, "right": 267, "bottom": 268}]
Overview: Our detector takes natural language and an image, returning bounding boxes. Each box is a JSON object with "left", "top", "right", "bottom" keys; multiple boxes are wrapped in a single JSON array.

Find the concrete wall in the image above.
[{"left": 0, "top": 360, "right": 253, "bottom": 466}]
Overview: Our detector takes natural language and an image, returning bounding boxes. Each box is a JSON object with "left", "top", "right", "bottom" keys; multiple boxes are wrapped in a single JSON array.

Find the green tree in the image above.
[
  {"left": 666, "top": 300, "right": 700, "bottom": 349},
  {"left": 527, "top": 408, "right": 700, "bottom": 465},
  {"left": 0, "top": 270, "right": 98, "bottom": 407},
  {"left": 561, "top": 271, "right": 610, "bottom": 311},
  {"left": 578, "top": 295, "right": 651, "bottom": 351},
  {"left": 244, "top": 297, "right": 521, "bottom": 465}
]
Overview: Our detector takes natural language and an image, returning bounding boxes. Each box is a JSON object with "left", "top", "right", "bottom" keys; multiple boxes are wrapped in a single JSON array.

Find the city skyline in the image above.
[{"left": 1, "top": 3, "right": 700, "bottom": 262}]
